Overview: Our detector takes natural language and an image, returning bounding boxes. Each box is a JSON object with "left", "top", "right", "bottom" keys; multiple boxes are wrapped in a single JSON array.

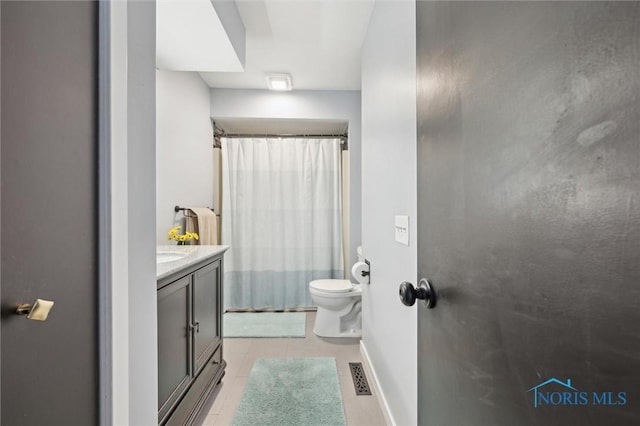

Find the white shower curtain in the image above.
[{"left": 221, "top": 137, "right": 344, "bottom": 310}]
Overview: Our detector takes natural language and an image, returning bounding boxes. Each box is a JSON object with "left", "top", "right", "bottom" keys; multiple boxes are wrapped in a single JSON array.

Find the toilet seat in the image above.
[{"left": 309, "top": 279, "right": 353, "bottom": 293}]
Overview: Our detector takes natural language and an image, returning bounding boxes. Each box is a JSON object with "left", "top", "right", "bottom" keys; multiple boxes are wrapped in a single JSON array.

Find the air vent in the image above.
[{"left": 348, "top": 362, "right": 372, "bottom": 396}]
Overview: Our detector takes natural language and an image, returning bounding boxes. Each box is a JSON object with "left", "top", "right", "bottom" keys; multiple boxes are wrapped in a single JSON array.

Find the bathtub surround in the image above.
[
  {"left": 223, "top": 312, "right": 306, "bottom": 338},
  {"left": 232, "top": 357, "right": 346, "bottom": 426},
  {"left": 221, "top": 137, "right": 344, "bottom": 310}
]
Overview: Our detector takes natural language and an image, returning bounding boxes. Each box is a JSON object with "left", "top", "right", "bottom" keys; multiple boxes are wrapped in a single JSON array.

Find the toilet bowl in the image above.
[{"left": 309, "top": 279, "right": 362, "bottom": 338}]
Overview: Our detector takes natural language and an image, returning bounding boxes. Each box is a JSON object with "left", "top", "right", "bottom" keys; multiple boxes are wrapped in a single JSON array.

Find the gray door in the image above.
[
  {"left": 1, "top": 1, "right": 99, "bottom": 424},
  {"left": 414, "top": 2, "right": 640, "bottom": 425}
]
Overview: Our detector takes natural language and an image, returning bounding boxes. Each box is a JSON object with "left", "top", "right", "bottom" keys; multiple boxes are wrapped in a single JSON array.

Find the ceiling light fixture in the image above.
[{"left": 266, "top": 73, "right": 293, "bottom": 91}]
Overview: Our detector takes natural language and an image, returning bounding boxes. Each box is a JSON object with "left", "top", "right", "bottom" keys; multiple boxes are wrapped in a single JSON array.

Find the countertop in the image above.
[{"left": 156, "top": 245, "right": 229, "bottom": 281}]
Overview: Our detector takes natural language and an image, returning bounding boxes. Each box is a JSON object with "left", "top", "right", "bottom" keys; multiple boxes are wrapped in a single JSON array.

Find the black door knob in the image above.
[{"left": 399, "top": 279, "right": 437, "bottom": 308}]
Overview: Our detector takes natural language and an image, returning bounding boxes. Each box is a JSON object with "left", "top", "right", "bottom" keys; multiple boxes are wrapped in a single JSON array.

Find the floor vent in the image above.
[{"left": 348, "top": 362, "right": 372, "bottom": 396}]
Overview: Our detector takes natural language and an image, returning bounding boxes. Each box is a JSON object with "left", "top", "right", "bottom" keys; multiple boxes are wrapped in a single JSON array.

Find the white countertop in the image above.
[{"left": 156, "top": 245, "right": 229, "bottom": 281}]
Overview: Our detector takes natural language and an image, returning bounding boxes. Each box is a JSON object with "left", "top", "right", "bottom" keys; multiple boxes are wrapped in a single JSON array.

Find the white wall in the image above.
[
  {"left": 156, "top": 71, "right": 214, "bottom": 243},
  {"left": 210, "top": 89, "right": 362, "bottom": 268},
  {"left": 110, "top": 1, "right": 157, "bottom": 424},
  {"left": 361, "top": 1, "right": 417, "bottom": 425},
  {"left": 126, "top": 2, "right": 158, "bottom": 424},
  {"left": 109, "top": 2, "right": 130, "bottom": 422}
]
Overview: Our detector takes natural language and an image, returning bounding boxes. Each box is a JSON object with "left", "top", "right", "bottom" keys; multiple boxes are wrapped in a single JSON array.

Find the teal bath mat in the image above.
[
  {"left": 224, "top": 312, "right": 306, "bottom": 338},
  {"left": 233, "top": 358, "right": 346, "bottom": 426}
]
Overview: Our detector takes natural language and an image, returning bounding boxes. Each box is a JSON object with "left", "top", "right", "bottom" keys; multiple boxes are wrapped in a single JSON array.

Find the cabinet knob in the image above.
[{"left": 16, "top": 299, "right": 55, "bottom": 321}]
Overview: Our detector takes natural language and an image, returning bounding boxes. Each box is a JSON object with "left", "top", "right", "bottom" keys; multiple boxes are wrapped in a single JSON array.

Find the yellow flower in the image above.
[
  {"left": 167, "top": 225, "right": 198, "bottom": 243},
  {"left": 168, "top": 225, "right": 182, "bottom": 240}
]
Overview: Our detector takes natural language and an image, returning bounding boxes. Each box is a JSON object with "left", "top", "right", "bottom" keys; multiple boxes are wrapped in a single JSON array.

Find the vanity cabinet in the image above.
[
  {"left": 158, "top": 276, "right": 192, "bottom": 423},
  {"left": 157, "top": 253, "right": 226, "bottom": 426},
  {"left": 192, "top": 263, "right": 220, "bottom": 375}
]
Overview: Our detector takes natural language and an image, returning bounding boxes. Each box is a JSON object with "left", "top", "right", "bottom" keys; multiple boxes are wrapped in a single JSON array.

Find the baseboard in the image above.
[{"left": 360, "top": 341, "right": 395, "bottom": 426}]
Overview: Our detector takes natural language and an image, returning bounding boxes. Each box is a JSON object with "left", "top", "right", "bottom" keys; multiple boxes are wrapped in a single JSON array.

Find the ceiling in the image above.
[
  {"left": 157, "top": 0, "right": 245, "bottom": 72},
  {"left": 199, "top": 0, "right": 375, "bottom": 91}
]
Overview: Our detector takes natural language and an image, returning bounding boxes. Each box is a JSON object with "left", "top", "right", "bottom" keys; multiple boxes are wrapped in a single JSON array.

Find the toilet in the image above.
[{"left": 309, "top": 279, "right": 362, "bottom": 338}]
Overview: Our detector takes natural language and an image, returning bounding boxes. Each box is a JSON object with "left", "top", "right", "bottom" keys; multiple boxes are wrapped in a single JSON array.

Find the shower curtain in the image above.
[{"left": 221, "top": 137, "right": 344, "bottom": 310}]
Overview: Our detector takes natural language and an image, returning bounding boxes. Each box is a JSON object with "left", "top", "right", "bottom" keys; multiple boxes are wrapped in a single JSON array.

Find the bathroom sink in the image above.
[{"left": 157, "top": 251, "right": 190, "bottom": 264}]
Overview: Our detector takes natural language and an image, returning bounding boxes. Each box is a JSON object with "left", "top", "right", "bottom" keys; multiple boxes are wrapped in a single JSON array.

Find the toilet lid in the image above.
[{"left": 310, "top": 279, "right": 353, "bottom": 293}]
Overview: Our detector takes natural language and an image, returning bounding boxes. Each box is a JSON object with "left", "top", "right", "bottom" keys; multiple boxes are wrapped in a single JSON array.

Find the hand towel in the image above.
[
  {"left": 185, "top": 213, "right": 198, "bottom": 240},
  {"left": 187, "top": 207, "right": 218, "bottom": 245}
]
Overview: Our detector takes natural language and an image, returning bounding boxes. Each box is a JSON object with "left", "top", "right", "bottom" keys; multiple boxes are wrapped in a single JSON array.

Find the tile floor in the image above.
[{"left": 197, "top": 311, "right": 387, "bottom": 426}]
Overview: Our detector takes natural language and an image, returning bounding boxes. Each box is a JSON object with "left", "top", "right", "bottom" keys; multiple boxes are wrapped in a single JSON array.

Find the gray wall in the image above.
[
  {"left": 1, "top": 2, "right": 98, "bottom": 423},
  {"left": 360, "top": 1, "right": 417, "bottom": 424},
  {"left": 417, "top": 2, "right": 640, "bottom": 424}
]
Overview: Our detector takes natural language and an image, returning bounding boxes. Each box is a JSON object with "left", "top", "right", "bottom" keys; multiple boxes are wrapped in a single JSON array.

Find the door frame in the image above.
[
  {"left": 1, "top": 2, "right": 157, "bottom": 424},
  {"left": 102, "top": 2, "right": 158, "bottom": 424},
  {"left": 98, "top": 2, "right": 113, "bottom": 425}
]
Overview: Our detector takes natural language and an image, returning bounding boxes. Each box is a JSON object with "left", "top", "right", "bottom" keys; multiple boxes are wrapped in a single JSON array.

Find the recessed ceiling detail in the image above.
[
  {"left": 200, "top": 0, "right": 375, "bottom": 91},
  {"left": 156, "top": 0, "right": 245, "bottom": 72}
]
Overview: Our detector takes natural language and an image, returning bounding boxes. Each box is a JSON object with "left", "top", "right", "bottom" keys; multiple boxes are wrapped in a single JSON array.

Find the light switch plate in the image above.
[{"left": 395, "top": 215, "right": 409, "bottom": 245}]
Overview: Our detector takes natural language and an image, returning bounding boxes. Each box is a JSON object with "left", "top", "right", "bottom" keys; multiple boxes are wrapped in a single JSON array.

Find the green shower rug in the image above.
[
  {"left": 232, "top": 357, "right": 346, "bottom": 426},
  {"left": 224, "top": 312, "right": 306, "bottom": 338}
]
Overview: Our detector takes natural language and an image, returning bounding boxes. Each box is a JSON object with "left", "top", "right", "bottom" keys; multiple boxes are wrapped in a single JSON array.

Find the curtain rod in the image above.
[
  {"left": 212, "top": 132, "right": 348, "bottom": 149},
  {"left": 216, "top": 133, "right": 346, "bottom": 140}
]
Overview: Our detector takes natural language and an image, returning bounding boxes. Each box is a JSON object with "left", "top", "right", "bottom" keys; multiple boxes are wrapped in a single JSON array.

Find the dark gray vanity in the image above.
[{"left": 157, "top": 245, "right": 229, "bottom": 425}]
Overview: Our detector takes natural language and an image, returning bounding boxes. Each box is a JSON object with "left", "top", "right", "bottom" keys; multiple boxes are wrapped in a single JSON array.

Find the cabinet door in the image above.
[
  {"left": 157, "top": 276, "right": 192, "bottom": 422},
  {"left": 192, "top": 260, "right": 221, "bottom": 375}
]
